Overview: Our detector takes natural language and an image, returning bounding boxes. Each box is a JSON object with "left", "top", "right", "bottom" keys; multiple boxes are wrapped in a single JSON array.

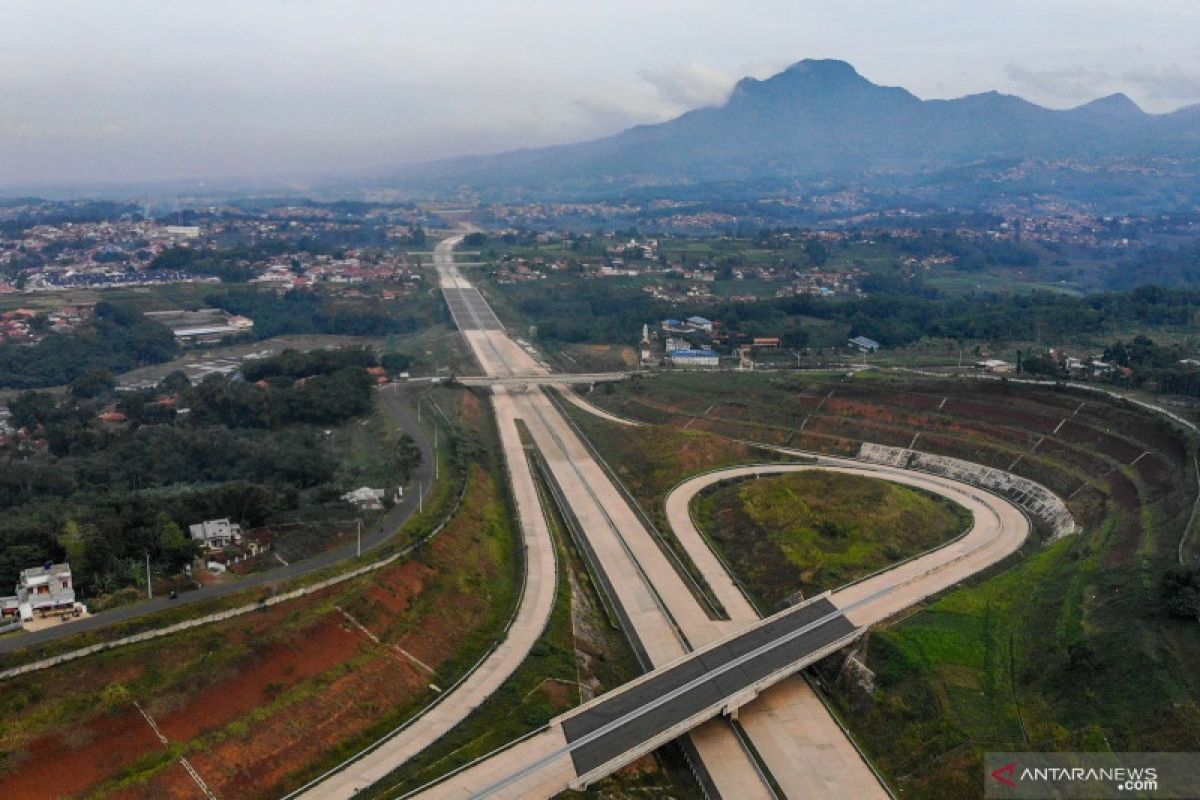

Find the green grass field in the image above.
[{"left": 693, "top": 471, "right": 971, "bottom": 609}]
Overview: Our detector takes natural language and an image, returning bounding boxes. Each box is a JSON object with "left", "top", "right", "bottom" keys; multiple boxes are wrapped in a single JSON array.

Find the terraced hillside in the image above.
[{"left": 575, "top": 371, "right": 1200, "bottom": 798}]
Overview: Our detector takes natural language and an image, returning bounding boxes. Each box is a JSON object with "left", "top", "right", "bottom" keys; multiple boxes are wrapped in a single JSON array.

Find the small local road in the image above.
[{"left": 0, "top": 383, "right": 435, "bottom": 657}]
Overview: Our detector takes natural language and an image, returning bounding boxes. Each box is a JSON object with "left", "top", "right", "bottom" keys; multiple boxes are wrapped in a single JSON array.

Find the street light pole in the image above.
[
  {"left": 356, "top": 519, "right": 362, "bottom": 558},
  {"left": 145, "top": 551, "right": 153, "bottom": 600}
]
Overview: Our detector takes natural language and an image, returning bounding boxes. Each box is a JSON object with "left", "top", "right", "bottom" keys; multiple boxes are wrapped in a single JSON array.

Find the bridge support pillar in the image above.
[{"left": 722, "top": 687, "right": 761, "bottom": 720}]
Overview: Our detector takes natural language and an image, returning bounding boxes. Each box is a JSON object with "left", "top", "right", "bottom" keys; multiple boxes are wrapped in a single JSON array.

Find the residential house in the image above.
[
  {"left": 848, "top": 336, "right": 881, "bottom": 353},
  {"left": 1, "top": 562, "right": 78, "bottom": 622},
  {"left": 975, "top": 359, "right": 1014, "bottom": 374},
  {"left": 189, "top": 518, "right": 243, "bottom": 549},
  {"left": 342, "top": 486, "right": 386, "bottom": 511}
]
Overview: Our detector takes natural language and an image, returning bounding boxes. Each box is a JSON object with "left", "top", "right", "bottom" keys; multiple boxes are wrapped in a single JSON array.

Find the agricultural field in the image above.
[
  {"left": 0, "top": 388, "right": 524, "bottom": 800},
  {"left": 573, "top": 369, "right": 1200, "bottom": 798},
  {"left": 692, "top": 471, "right": 971, "bottom": 609}
]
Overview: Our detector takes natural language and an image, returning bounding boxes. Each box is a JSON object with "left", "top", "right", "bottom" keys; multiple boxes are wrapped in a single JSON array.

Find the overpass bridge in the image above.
[
  {"left": 415, "top": 593, "right": 863, "bottom": 798},
  {"left": 455, "top": 372, "right": 629, "bottom": 387}
]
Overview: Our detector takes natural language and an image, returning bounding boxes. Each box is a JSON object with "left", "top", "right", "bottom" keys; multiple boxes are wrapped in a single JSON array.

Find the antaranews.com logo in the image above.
[{"left": 985, "top": 753, "right": 1200, "bottom": 799}]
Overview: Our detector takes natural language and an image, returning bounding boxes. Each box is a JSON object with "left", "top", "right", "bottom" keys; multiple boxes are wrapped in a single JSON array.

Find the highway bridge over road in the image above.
[
  {"left": 454, "top": 373, "right": 628, "bottom": 386},
  {"left": 415, "top": 594, "right": 862, "bottom": 798}
]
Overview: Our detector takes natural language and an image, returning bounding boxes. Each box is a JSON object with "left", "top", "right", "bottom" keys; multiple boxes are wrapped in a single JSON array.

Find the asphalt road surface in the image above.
[
  {"left": 0, "top": 383, "right": 435, "bottom": 656},
  {"left": 561, "top": 597, "right": 857, "bottom": 776}
]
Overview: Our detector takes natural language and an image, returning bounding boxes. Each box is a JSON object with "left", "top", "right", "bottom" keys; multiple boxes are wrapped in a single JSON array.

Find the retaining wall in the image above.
[{"left": 857, "top": 442, "right": 1076, "bottom": 539}]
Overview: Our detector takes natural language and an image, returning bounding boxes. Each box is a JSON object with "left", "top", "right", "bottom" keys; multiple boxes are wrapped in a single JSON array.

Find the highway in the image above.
[
  {"left": 316, "top": 234, "right": 1034, "bottom": 799},
  {"left": 417, "top": 595, "right": 862, "bottom": 799},
  {"left": 400, "top": 236, "right": 879, "bottom": 798},
  {"left": 380, "top": 234, "right": 779, "bottom": 797},
  {"left": 0, "top": 384, "right": 435, "bottom": 657}
]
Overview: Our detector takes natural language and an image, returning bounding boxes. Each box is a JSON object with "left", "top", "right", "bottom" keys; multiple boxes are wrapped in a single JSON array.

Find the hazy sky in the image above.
[{"left": 2, "top": 0, "right": 1199, "bottom": 188}]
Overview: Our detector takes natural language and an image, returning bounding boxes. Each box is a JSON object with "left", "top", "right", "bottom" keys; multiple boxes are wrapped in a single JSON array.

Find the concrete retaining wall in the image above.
[{"left": 857, "top": 442, "right": 1076, "bottom": 539}]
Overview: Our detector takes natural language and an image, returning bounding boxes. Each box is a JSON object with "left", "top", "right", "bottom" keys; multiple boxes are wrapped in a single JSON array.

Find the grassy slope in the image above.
[{"left": 693, "top": 471, "right": 970, "bottom": 609}]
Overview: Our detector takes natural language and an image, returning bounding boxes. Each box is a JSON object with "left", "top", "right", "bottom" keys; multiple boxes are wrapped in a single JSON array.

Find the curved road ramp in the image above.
[{"left": 411, "top": 594, "right": 862, "bottom": 798}]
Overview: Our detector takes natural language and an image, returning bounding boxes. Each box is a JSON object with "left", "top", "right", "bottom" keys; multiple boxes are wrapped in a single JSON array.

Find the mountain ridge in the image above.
[{"left": 387, "top": 58, "right": 1200, "bottom": 200}]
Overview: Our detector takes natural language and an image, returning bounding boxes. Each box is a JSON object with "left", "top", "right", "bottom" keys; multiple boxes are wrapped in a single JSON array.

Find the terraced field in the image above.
[{"left": 575, "top": 371, "right": 1200, "bottom": 798}]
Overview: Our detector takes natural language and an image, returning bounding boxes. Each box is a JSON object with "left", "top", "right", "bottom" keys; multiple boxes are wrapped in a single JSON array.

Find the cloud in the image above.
[
  {"left": 637, "top": 62, "right": 739, "bottom": 109},
  {"left": 1119, "top": 65, "right": 1200, "bottom": 104},
  {"left": 1004, "top": 63, "right": 1114, "bottom": 103},
  {"left": 1005, "top": 61, "right": 1200, "bottom": 111},
  {"left": 572, "top": 96, "right": 667, "bottom": 133}
]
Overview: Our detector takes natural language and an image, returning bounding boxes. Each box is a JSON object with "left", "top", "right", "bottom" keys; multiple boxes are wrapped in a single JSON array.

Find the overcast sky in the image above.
[{"left": 2, "top": 0, "right": 1199, "bottom": 188}]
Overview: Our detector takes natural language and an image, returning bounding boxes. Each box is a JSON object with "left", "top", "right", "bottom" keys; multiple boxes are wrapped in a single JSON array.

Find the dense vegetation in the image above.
[
  {"left": 0, "top": 348, "right": 418, "bottom": 598},
  {"left": 186, "top": 349, "right": 377, "bottom": 428},
  {"left": 0, "top": 303, "right": 178, "bottom": 389}
]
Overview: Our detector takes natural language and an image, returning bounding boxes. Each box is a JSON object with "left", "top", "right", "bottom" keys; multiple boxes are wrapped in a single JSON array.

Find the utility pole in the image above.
[
  {"left": 417, "top": 399, "right": 421, "bottom": 424},
  {"left": 145, "top": 551, "right": 153, "bottom": 600},
  {"left": 356, "top": 519, "right": 362, "bottom": 558},
  {"left": 419, "top": 482, "right": 424, "bottom": 514},
  {"left": 434, "top": 426, "right": 439, "bottom": 480}
]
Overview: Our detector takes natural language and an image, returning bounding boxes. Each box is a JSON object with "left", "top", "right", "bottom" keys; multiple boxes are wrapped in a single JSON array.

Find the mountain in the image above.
[{"left": 387, "top": 59, "right": 1200, "bottom": 201}]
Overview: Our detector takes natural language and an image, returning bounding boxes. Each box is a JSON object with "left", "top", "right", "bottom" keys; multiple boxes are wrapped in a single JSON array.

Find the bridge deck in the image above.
[
  {"left": 560, "top": 596, "right": 858, "bottom": 779},
  {"left": 456, "top": 374, "right": 627, "bottom": 386}
]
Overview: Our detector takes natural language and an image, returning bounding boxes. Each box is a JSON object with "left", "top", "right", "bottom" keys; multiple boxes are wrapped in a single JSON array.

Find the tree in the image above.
[
  {"left": 1021, "top": 354, "right": 1060, "bottom": 378},
  {"left": 1162, "top": 566, "right": 1200, "bottom": 620},
  {"left": 7, "top": 390, "right": 57, "bottom": 430},
  {"left": 160, "top": 369, "right": 192, "bottom": 394},
  {"left": 69, "top": 368, "right": 116, "bottom": 399},
  {"left": 157, "top": 513, "right": 197, "bottom": 571},
  {"left": 58, "top": 519, "right": 87, "bottom": 567}
]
